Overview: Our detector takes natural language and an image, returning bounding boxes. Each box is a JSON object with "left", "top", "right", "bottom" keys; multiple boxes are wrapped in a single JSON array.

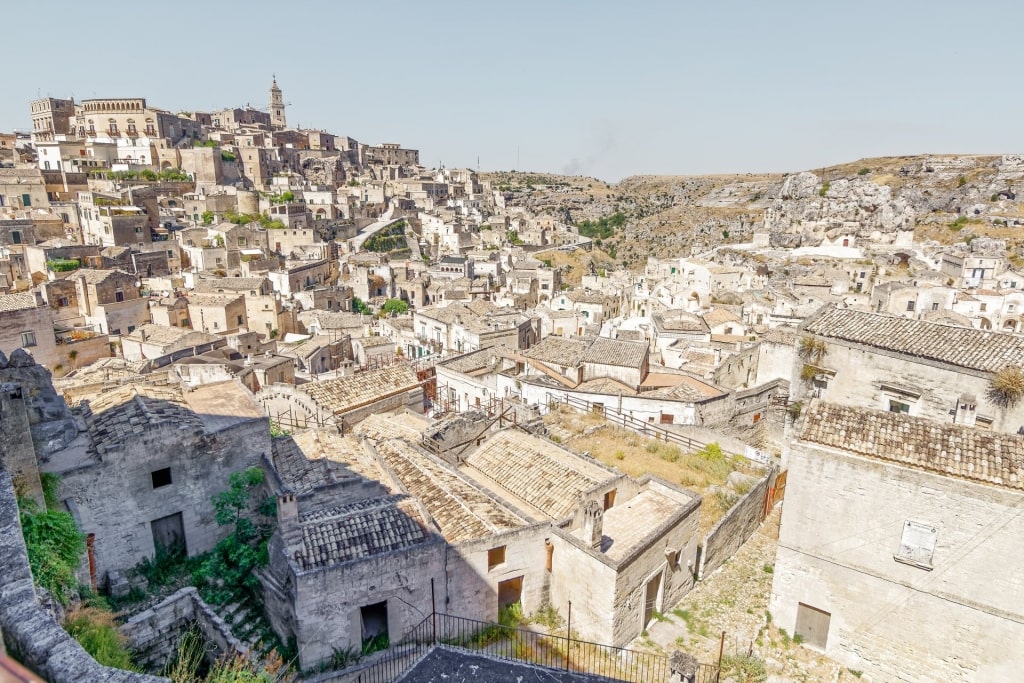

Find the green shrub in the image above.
[
  {"left": 721, "top": 653, "right": 767, "bottom": 682},
  {"left": 819, "top": 181, "right": 830, "bottom": 197},
  {"left": 949, "top": 216, "right": 969, "bottom": 231},
  {"left": 18, "top": 475, "right": 85, "bottom": 603},
  {"left": 857, "top": 168, "right": 871, "bottom": 176},
  {"left": 958, "top": 175, "right": 967, "bottom": 187}
]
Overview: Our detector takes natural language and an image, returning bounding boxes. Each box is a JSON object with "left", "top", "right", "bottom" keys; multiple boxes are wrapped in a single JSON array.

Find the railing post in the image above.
[
  {"left": 566, "top": 600, "right": 572, "bottom": 670},
  {"left": 431, "top": 579, "right": 437, "bottom": 643}
]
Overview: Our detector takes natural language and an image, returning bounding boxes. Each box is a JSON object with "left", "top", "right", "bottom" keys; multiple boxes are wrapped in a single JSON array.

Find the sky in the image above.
[{"left": 5, "top": 0, "right": 1022, "bottom": 182}]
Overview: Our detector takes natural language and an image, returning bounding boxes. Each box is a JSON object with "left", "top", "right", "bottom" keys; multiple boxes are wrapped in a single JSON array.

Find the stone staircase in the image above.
[{"left": 208, "top": 591, "right": 283, "bottom": 661}]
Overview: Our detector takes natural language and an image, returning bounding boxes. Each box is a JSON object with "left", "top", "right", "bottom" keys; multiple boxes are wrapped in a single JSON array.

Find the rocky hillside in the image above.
[{"left": 485, "top": 154, "right": 1024, "bottom": 270}]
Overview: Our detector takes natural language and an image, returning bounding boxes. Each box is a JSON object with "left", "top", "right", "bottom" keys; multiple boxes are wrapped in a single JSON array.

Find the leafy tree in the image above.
[
  {"left": 352, "top": 297, "right": 372, "bottom": 315},
  {"left": 381, "top": 298, "right": 409, "bottom": 315},
  {"left": 201, "top": 211, "right": 215, "bottom": 226},
  {"left": 193, "top": 468, "right": 275, "bottom": 606}
]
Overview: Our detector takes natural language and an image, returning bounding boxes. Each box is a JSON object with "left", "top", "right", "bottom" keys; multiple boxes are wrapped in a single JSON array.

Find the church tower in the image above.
[{"left": 269, "top": 76, "right": 286, "bottom": 130}]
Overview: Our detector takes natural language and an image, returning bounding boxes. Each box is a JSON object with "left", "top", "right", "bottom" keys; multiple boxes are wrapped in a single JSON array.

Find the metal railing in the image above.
[
  {"left": 350, "top": 612, "right": 720, "bottom": 683},
  {"left": 550, "top": 392, "right": 710, "bottom": 454}
]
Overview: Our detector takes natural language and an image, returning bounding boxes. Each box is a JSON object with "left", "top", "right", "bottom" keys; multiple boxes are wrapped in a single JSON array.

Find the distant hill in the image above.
[{"left": 484, "top": 155, "right": 1024, "bottom": 270}]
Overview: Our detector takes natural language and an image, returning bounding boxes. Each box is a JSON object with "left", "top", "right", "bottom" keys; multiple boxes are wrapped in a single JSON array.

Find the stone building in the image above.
[
  {"left": 45, "top": 377, "right": 270, "bottom": 580},
  {"left": 259, "top": 412, "right": 702, "bottom": 670},
  {"left": 795, "top": 305, "right": 1024, "bottom": 433},
  {"left": 255, "top": 364, "right": 422, "bottom": 431},
  {"left": 72, "top": 269, "right": 149, "bottom": 336},
  {"left": 771, "top": 401, "right": 1024, "bottom": 682},
  {"left": 0, "top": 291, "right": 58, "bottom": 369}
]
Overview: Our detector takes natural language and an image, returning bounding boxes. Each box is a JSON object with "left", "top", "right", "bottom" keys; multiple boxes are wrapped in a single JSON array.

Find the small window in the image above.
[
  {"left": 115, "top": 290, "right": 125, "bottom": 302},
  {"left": 931, "top": 302, "right": 939, "bottom": 311},
  {"left": 22, "top": 194, "right": 31, "bottom": 207},
  {"left": 237, "top": 315, "right": 244, "bottom": 325},
  {"left": 487, "top": 545, "right": 506, "bottom": 570},
  {"left": 981, "top": 303, "right": 988, "bottom": 312},
  {"left": 151, "top": 467, "right": 172, "bottom": 488},
  {"left": 20, "top": 331, "right": 36, "bottom": 347},
  {"left": 906, "top": 300, "right": 915, "bottom": 312},
  {"left": 58, "top": 297, "right": 69, "bottom": 307},
  {"left": 889, "top": 400, "right": 910, "bottom": 414}
]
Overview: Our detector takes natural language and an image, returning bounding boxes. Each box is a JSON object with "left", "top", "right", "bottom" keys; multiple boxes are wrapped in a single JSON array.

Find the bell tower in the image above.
[{"left": 269, "top": 75, "right": 286, "bottom": 130}]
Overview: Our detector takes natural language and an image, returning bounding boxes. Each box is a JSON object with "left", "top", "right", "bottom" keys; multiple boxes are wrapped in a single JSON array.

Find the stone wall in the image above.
[
  {"left": 770, "top": 442, "right": 1024, "bottom": 682},
  {"left": 54, "top": 416, "right": 268, "bottom": 580},
  {"left": 120, "top": 587, "right": 245, "bottom": 672},
  {"left": 0, "top": 466, "right": 167, "bottom": 682},
  {"left": 698, "top": 469, "right": 772, "bottom": 579}
]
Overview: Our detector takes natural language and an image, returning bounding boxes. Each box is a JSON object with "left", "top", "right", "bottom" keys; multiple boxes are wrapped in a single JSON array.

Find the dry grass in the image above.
[{"left": 545, "top": 406, "right": 759, "bottom": 534}]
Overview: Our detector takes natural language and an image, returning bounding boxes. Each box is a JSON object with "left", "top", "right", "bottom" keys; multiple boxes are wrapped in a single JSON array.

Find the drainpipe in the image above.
[{"left": 86, "top": 533, "right": 97, "bottom": 591}]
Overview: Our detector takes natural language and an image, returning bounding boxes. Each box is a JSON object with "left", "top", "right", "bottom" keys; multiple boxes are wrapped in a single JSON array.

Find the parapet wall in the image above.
[
  {"left": 121, "top": 587, "right": 247, "bottom": 672},
  {"left": 698, "top": 468, "right": 774, "bottom": 579},
  {"left": 0, "top": 466, "right": 167, "bottom": 682}
]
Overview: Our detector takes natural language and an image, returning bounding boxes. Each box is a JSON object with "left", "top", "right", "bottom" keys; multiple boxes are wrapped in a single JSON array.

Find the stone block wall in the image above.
[
  {"left": 698, "top": 468, "right": 772, "bottom": 579},
  {"left": 0, "top": 466, "right": 167, "bottom": 683},
  {"left": 121, "top": 587, "right": 246, "bottom": 672}
]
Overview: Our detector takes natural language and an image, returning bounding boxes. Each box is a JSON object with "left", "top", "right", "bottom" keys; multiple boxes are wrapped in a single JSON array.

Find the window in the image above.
[
  {"left": 603, "top": 489, "right": 616, "bottom": 510},
  {"left": 981, "top": 303, "right": 988, "bottom": 312},
  {"left": 795, "top": 603, "right": 831, "bottom": 649},
  {"left": 931, "top": 302, "right": 939, "bottom": 311},
  {"left": 236, "top": 315, "right": 244, "bottom": 326},
  {"left": 11, "top": 231, "right": 21, "bottom": 244},
  {"left": 58, "top": 297, "right": 69, "bottom": 307},
  {"left": 487, "top": 545, "right": 506, "bottom": 570},
  {"left": 134, "top": 226, "right": 143, "bottom": 233},
  {"left": 20, "top": 331, "right": 36, "bottom": 347},
  {"left": 151, "top": 467, "right": 172, "bottom": 489},
  {"left": 889, "top": 400, "right": 910, "bottom": 414},
  {"left": 213, "top": 321, "right": 219, "bottom": 330},
  {"left": 906, "top": 300, "right": 915, "bottom": 312},
  {"left": 115, "top": 290, "right": 125, "bottom": 302},
  {"left": 21, "top": 194, "right": 31, "bottom": 207},
  {"left": 894, "top": 520, "right": 937, "bottom": 570}
]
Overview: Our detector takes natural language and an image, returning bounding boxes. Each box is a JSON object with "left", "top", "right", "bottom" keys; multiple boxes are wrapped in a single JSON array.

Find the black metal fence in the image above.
[{"left": 349, "top": 612, "right": 720, "bottom": 683}]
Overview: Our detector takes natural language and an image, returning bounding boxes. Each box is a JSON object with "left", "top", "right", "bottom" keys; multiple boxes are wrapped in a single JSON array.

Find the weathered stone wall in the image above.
[
  {"left": 547, "top": 533, "right": 617, "bottom": 645},
  {"left": 53, "top": 416, "right": 269, "bottom": 580},
  {"left": 770, "top": 442, "right": 1024, "bottom": 682},
  {"left": 794, "top": 336, "right": 1024, "bottom": 434},
  {"left": 610, "top": 480, "right": 701, "bottom": 646},
  {"left": 0, "top": 467, "right": 167, "bottom": 682},
  {"left": 0, "top": 304, "right": 59, "bottom": 369},
  {"left": 290, "top": 542, "right": 447, "bottom": 672},
  {"left": 445, "top": 524, "right": 551, "bottom": 623},
  {"left": 120, "top": 587, "right": 245, "bottom": 672},
  {"left": 698, "top": 469, "right": 772, "bottom": 579}
]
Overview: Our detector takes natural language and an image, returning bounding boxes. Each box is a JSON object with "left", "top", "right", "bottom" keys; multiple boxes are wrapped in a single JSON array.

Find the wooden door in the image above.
[
  {"left": 643, "top": 572, "right": 662, "bottom": 626},
  {"left": 151, "top": 512, "right": 185, "bottom": 556},
  {"left": 795, "top": 603, "right": 831, "bottom": 649}
]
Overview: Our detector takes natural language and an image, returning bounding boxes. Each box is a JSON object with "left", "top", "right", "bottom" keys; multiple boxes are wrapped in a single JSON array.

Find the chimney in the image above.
[
  {"left": 278, "top": 493, "right": 302, "bottom": 550},
  {"left": 954, "top": 394, "right": 977, "bottom": 427},
  {"left": 580, "top": 499, "right": 604, "bottom": 550}
]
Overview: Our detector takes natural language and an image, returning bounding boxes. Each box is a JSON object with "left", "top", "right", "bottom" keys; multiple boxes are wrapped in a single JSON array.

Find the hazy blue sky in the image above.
[{"left": 5, "top": 0, "right": 1020, "bottom": 181}]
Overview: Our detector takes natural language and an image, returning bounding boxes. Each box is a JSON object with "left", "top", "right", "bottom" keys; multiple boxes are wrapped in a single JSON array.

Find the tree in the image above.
[
  {"left": 201, "top": 211, "right": 215, "bottom": 226},
  {"left": 352, "top": 297, "right": 372, "bottom": 315},
  {"left": 381, "top": 298, "right": 408, "bottom": 315}
]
